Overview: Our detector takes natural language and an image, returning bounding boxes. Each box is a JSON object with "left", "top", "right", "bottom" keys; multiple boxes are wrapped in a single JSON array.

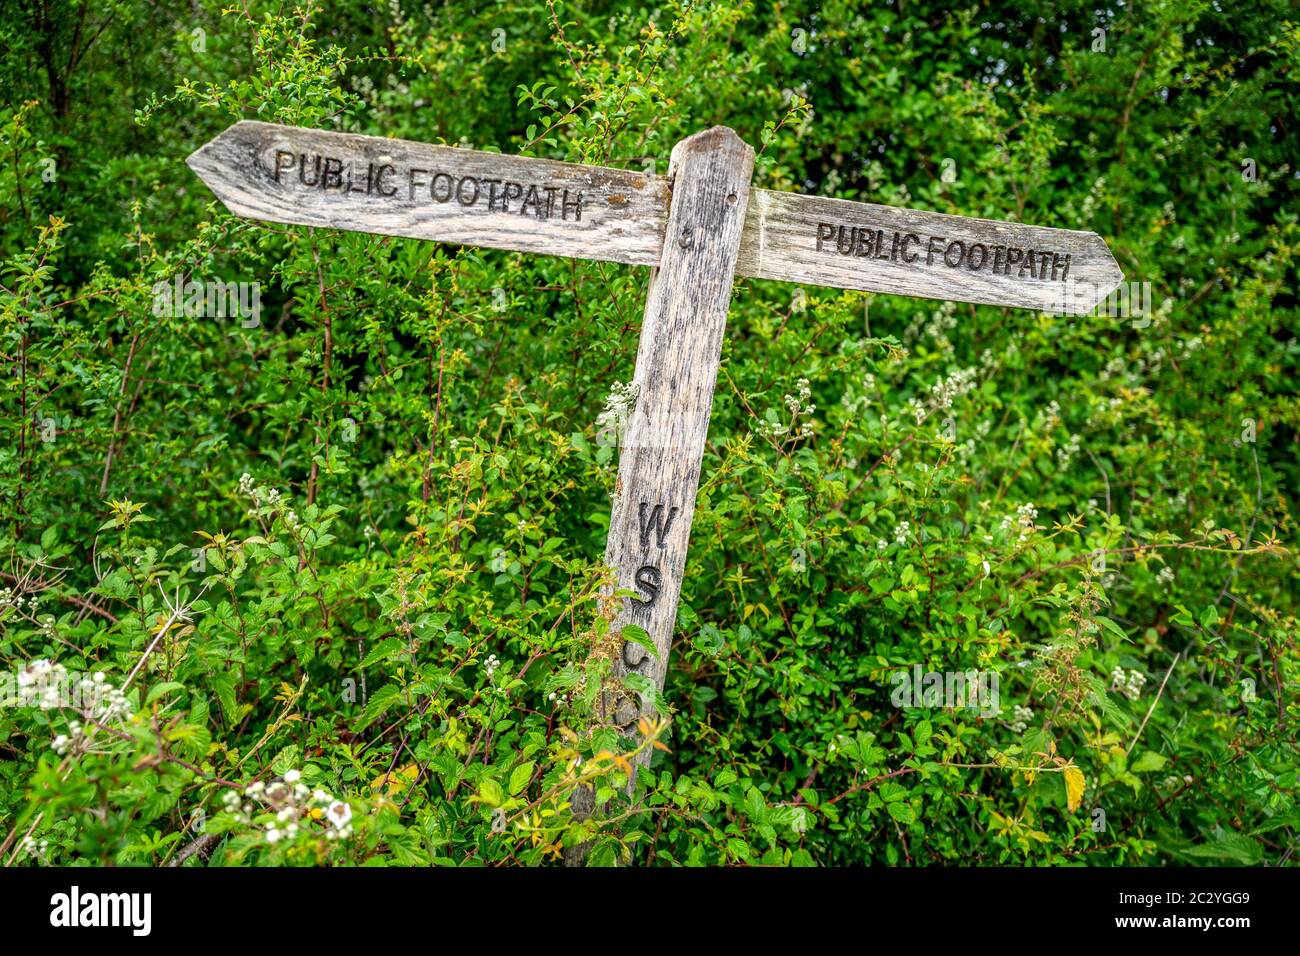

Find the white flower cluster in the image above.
[
  {"left": 903, "top": 300, "right": 958, "bottom": 353},
  {"left": 784, "top": 378, "right": 816, "bottom": 414},
  {"left": 1010, "top": 704, "right": 1034, "bottom": 734},
  {"left": 19, "top": 834, "right": 50, "bottom": 862},
  {"left": 763, "top": 378, "right": 816, "bottom": 439},
  {"left": 12, "top": 662, "right": 134, "bottom": 757},
  {"left": 930, "top": 367, "right": 978, "bottom": 410},
  {"left": 1000, "top": 503, "right": 1038, "bottom": 544},
  {"left": 595, "top": 381, "right": 639, "bottom": 440},
  {"left": 909, "top": 367, "right": 978, "bottom": 426},
  {"left": 1110, "top": 666, "right": 1147, "bottom": 702},
  {"left": 877, "top": 520, "right": 911, "bottom": 551},
  {"left": 1156, "top": 566, "right": 1175, "bottom": 587},
  {"left": 1179, "top": 336, "right": 1203, "bottom": 360},
  {"left": 1098, "top": 357, "right": 1126, "bottom": 382},
  {"left": 907, "top": 397, "right": 927, "bottom": 425},
  {"left": 238, "top": 473, "right": 298, "bottom": 528},
  {"left": 0, "top": 587, "right": 39, "bottom": 612},
  {"left": 485, "top": 654, "right": 500, "bottom": 680},
  {"left": 221, "top": 769, "right": 355, "bottom": 844},
  {"left": 1056, "top": 433, "right": 1082, "bottom": 466}
]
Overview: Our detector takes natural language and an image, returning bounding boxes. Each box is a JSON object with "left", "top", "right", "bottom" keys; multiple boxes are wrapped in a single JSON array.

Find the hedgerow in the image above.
[{"left": 0, "top": 0, "right": 1296, "bottom": 866}]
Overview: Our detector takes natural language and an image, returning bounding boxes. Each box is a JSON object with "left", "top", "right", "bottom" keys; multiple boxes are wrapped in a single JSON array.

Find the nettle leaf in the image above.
[
  {"left": 1183, "top": 833, "right": 1263, "bottom": 865},
  {"left": 362, "top": 637, "right": 406, "bottom": 668},
  {"left": 1094, "top": 616, "right": 1130, "bottom": 642},
  {"left": 356, "top": 683, "right": 402, "bottom": 731},
  {"left": 620, "top": 624, "right": 660, "bottom": 662},
  {"left": 1086, "top": 673, "right": 1133, "bottom": 727}
]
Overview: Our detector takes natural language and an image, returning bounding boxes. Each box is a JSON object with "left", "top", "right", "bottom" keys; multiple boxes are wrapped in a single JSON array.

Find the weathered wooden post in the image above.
[{"left": 598, "top": 127, "right": 753, "bottom": 748}]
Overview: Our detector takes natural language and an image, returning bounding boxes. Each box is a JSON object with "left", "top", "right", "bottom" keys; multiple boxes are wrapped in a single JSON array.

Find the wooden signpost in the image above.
[{"left": 189, "top": 120, "right": 1123, "bottom": 770}]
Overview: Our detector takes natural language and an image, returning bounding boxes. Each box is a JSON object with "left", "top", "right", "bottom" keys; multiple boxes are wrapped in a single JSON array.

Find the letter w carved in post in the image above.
[{"left": 637, "top": 502, "right": 679, "bottom": 550}]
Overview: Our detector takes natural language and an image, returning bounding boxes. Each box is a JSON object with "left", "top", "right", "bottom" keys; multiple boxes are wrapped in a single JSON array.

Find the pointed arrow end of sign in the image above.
[
  {"left": 1063, "top": 234, "right": 1125, "bottom": 315},
  {"left": 184, "top": 139, "right": 212, "bottom": 180},
  {"left": 185, "top": 127, "right": 235, "bottom": 201},
  {"left": 185, "top": 122, "right": 272, "bottom": 220}
]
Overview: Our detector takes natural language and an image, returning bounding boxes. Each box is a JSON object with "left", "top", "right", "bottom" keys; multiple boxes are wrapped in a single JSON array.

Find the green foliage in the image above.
[{"left": 0, "top": 0, "right": 1296, "bottom": 866}]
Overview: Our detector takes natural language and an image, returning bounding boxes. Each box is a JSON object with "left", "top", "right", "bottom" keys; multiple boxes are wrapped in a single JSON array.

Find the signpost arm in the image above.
[{"left": 599, "top": 126, "right": 754, "bottom": 764}]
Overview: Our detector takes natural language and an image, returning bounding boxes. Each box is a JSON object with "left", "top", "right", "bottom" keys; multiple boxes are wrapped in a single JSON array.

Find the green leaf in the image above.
[
  {"left": 1095, "top": 616, "right": 1129, "bottom": 642},
  {"left": 620, "top": 624, "right": 660, "bottom": 662},
  {"left": 211, "top": 673, "right": 238, "bottom": 723},
  {"left": 1086, "top": 673, "right": 1133, "bottom": 727},
  {"left": 362, "top": 637, "right": 406, "bottom": 668},
  {"left": 887, "top": 801, "right": 916, "bottom": 824},
  {"left": 1131, "top": 751, "right": 1167, "bottom": 773},
  {"left": 270, "top": 745, "right": 299, "bottom": 775},
  {"left": 509, "top": 761, "right": 534, "bottom": 796},
  {"left": 145, "top": 681, "right": 185, "bottom": 705},
  {"left": 355, "top": 683, "right": 401, "bottom": 731},
  {"left": 1183, "top": 832, "right": 1262, "bottom": 865}
]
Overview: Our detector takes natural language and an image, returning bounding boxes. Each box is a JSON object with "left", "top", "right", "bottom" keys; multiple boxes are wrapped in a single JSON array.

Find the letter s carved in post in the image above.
[{"left": 633, "top": 565, "right": 662, "bottom": 606}]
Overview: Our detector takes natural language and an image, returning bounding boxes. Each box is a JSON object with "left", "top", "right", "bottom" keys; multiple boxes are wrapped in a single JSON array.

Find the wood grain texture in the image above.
[
  {"left": 600, "top": 127, "right": 754, "bottom": 760},
  {"left": 736, "top": 188, "right": 1123, "bottom": 314},
  {"left": 187, "top": 120, "right": 670, "bottom": 267}
]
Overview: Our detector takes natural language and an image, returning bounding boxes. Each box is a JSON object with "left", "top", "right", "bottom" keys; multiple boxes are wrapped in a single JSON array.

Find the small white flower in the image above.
[
  {"left": 283, "top": 769, "right": 301, "bottom": 783},
  {"left": 326, "top": 801, "right": 353, "bottom": 829}
]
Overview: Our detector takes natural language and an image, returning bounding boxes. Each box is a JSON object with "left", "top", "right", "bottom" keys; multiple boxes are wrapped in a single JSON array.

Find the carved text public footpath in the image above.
[
  {"left": 189, "top": 120, "right": 1123, "bottom": 775},
  {"left": 271, "top": 149, "right": 587, "bottom": 221},
  {"left": 815, "top": 223, "right": 1075, "bottom": 284}
]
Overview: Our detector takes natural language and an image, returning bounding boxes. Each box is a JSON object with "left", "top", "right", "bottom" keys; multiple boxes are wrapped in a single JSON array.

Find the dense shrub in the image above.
[{"left": 0, "top": 0, "right": 1296, "bottom": 865}]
